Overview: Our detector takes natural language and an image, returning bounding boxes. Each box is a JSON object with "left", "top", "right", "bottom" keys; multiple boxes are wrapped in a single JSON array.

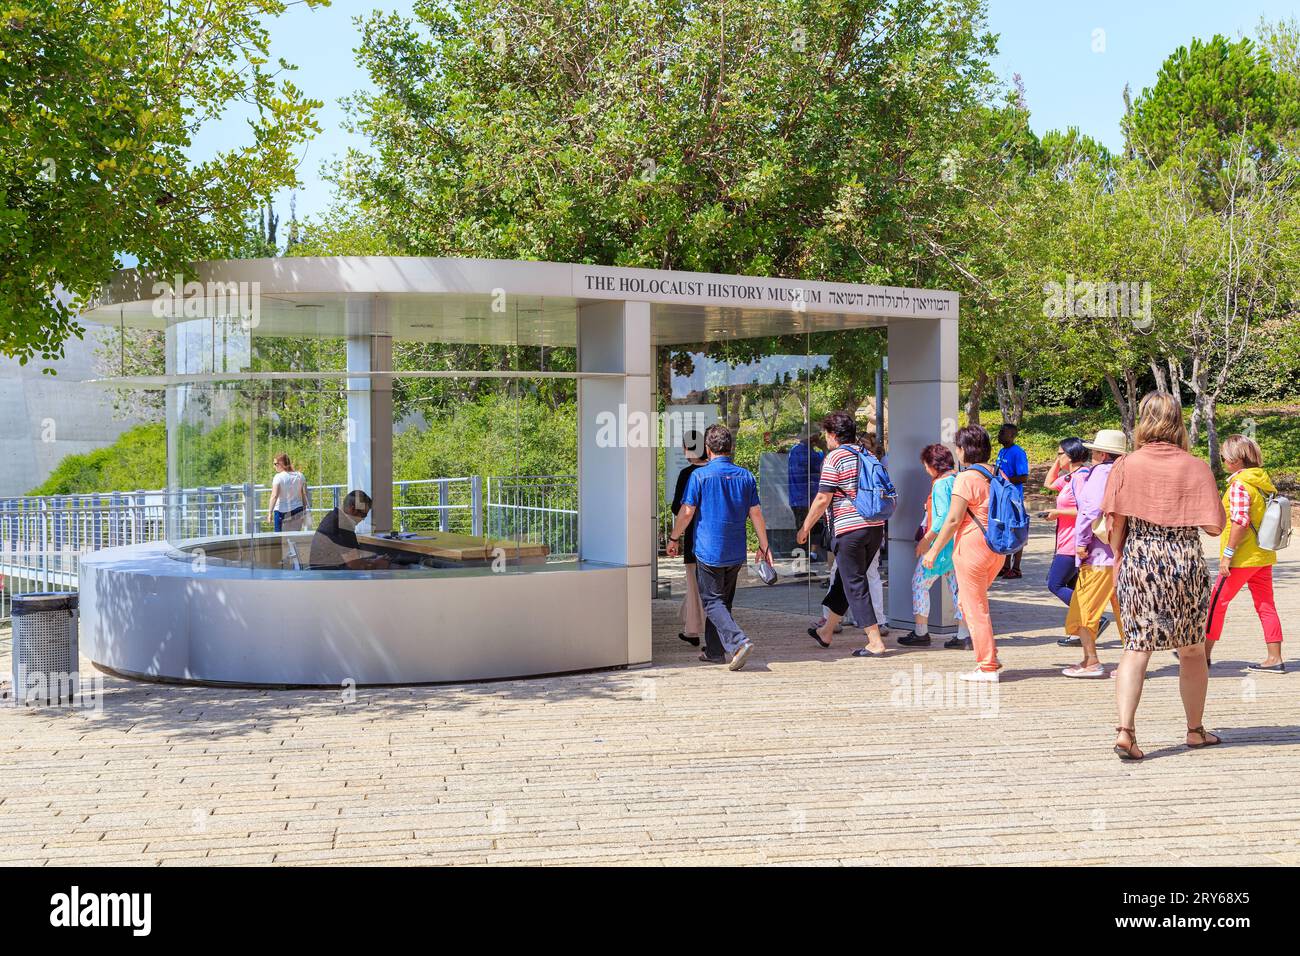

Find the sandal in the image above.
[
  {"left": 1113, "top": 726, "right": 1144, "bottom": 761},
  {"left": 807, "top": 627, "right": 831, "bottom": 649},
  {"left": 1186, "top": 725, "right": 1222, "bottom": 748}
]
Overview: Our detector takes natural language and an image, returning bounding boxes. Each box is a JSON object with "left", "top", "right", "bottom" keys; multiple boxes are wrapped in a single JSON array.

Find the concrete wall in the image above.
[
  {"left": 0, "top": 333, "right": 141, "bottom": 496},
  {"left": 886, "top": 316, "right": 960, "bottom": 632}
]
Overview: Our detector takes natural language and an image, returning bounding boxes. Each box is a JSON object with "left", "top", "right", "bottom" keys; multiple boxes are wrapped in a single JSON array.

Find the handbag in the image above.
[{"left": 1091, "top": 513, "right": 1110, "bottom": 547}]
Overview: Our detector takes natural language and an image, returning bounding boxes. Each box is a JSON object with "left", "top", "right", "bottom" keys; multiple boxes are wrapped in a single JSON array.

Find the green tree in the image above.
[
  {"left": 1127, "top": 35, "right": 1300, "bottom": 205},
  {"left": 1126, "top": 35, "right": 1300, "bottom": 468},
  {"left": 337, "top": 0, "right": 1001, "bottom": 280},
  {"left": 0, "top": 0, "right": 329, "bottom": 369},
  {"left": 327, "top": 0, "right": 1019, "bottom": 422}
]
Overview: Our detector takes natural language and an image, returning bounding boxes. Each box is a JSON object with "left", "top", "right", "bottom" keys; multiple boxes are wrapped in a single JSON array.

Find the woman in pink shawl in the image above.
[{"left": 1102, "top": 393, "right": 1226, "bottom": 760}]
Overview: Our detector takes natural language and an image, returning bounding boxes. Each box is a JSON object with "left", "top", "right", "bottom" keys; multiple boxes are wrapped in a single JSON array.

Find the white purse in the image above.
[{"left": 1092, "top": 513, "right": 1110, "bottom": 547}]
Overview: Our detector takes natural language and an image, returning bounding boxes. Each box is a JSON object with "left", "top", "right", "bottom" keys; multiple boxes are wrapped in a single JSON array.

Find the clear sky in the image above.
[
  {"left": 195, "top": 0, "right": 1300, "bottom": 227},
  {"left": 986, "top": 0, "right": 1297, "bottom": 151}
]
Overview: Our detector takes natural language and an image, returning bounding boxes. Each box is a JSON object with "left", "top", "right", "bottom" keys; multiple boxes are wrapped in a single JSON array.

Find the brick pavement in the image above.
[{"left": 1, "top": 527, "right": 1296, "bottom": 866}]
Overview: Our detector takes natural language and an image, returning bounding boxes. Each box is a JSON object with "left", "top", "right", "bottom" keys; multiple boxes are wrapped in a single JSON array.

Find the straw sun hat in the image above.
[{"left": 1083, "top": 429, "right": 1127, "bottom": 456}]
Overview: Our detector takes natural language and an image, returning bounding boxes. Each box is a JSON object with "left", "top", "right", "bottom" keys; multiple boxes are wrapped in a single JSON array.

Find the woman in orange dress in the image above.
[{"left": 922, "top": 425, "right": 1006, "bottom": 682}]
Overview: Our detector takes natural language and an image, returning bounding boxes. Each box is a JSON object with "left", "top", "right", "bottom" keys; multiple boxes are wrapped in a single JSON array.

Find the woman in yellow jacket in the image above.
[{"left": 1206, "top": 434, "right": 1285, "bottom": 673}]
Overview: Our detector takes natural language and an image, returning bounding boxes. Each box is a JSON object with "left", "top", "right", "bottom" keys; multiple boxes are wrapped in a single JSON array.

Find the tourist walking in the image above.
[
  {"left": 922, "top": 425, "right": 1006, "bottom": 680},
  {"left": 994, "top": 423, "right": 1029, "bottom": 579},
  {"left": 669, "top": 430, "right": 707, "bottom": 650},
  {"left": 1103, "top": 392, "right": 1226, "bottom": 760},
  {"left": 899, "top": 443, "right": 970, "bottom": 649},
  {"left": 1041, "top": 437, "right": 1088, "bottom": 607},
  {"left": 667, "top": 424, "right": 771, "bottom": 671},
  {"left": 796, "top": 411, "right": 892, "bottom": 657},
  {"left": 788, "top": 428, "right": 825, "bottom": 562},
  {"left": 267, "top": 453, "right": 311, "bottom": 532},
  {"left": 1060, "top": 429, "right": 1126, "bottom": 677},
  {"left": 1205, "top": 434, "right": 1285, "bottom": 673}
]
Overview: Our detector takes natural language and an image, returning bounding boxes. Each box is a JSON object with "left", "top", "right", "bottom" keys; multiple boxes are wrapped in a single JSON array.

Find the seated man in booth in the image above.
[{"left": 309, "top": 490, "right": 392, "bottom": 571}]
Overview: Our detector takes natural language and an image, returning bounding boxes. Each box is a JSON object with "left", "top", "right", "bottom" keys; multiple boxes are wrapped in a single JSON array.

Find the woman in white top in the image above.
[{"left": 267, "top": 453, "right": 311, "bottom": 532}]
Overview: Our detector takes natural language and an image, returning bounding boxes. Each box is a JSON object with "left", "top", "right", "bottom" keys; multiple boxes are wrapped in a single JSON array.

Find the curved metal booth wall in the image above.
[{"left": 79, "top": 542, "right": 644, "bottom": 686}]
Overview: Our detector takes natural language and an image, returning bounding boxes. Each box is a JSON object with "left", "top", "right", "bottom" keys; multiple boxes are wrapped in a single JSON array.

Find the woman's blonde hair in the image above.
[
  {"left": 274, "top": 452, "right": 293, "bottom": 471},
  {"left": 1133, "top": 391, "right": 1188, "bottom": 450},
  {"left": 1220, "top": 434, "right": 1262, "bottom": 468}
]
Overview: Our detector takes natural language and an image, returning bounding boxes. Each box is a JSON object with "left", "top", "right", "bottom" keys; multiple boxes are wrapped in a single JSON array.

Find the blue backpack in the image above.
[
  {"left": 845, "top": 445, "right": 897, "bottom": 522},
  {"left": 967, "top": 464, "right": 1029, "bottom": 555}
]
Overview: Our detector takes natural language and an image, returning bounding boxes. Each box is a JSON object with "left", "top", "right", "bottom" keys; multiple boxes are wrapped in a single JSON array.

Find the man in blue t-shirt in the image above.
[
  {"left": 993, "top": 423, "right": 1030, "bottom": 578},
  {"left": 667, "top": 423, "right": 771, "bottom": 671},
  {"left": 787, "top": 431, "right": 824, "bottom": 560}
]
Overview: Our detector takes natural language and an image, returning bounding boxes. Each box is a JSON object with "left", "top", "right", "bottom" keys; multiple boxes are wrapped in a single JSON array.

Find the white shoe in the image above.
[
  {"left": 958, "top": 669, "right": 999, "bottom": 683},
  {"left": 1062, "top": 664, "right": 1106, "bottom": 678},
  {"left": 728, "top": 641, "right": 754, "bottom": 671}
]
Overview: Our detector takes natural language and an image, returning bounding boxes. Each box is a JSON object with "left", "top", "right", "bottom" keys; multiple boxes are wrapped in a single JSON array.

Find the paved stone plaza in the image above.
[{"left": 1, "top": 527, "right": 1296, "bottom": 866}]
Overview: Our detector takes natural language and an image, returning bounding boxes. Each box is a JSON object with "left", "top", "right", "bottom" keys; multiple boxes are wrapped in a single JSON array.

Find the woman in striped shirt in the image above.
[{"left": 796, "top": 411, "right": 888, "bottom": 657}]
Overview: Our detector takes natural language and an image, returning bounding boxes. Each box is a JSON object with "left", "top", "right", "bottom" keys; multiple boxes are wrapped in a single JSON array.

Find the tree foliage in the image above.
[
  {"left": 0, "top": 0, "right": 329, "bottom": 369},
  {"left": 321, "top": 0, "right": 1023, "bottom": 426}
]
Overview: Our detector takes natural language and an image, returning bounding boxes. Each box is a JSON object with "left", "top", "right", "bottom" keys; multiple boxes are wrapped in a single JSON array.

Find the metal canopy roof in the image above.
[{"left": 81, "top": 257, "right": 956, "bottom": 346}]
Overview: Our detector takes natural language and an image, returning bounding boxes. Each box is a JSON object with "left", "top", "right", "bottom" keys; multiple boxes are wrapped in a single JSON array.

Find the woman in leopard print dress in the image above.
[
  {"left": 1116, "top": 517, "right": 1211, "bottom": 651},
  {"left": 1101, "top": 393, "right": 1226, "bottom": 760}
]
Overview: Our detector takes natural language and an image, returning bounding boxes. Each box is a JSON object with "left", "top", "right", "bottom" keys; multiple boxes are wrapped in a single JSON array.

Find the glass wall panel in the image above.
[
  {"left": 169, "top": 382, "right": 255, "bottom": 568},
  {"left": 162, "top": 296, "right": 586, "bottom": 577},
  {"left": 657, "top": 333, "right": 819, "bottom": 621}
]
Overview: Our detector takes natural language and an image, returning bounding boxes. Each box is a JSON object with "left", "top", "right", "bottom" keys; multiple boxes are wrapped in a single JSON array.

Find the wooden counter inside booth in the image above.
[{"left": 357, "top": 531, "right": 550, "bottom": 567}]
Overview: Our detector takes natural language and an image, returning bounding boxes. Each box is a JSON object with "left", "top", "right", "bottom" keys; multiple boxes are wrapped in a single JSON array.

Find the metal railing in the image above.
[
  {"left": 485, "top": 476, "right": 579, "bottom": 558},
  {"left": 0, "top": 476, "right": 577, "bottom": 621}
]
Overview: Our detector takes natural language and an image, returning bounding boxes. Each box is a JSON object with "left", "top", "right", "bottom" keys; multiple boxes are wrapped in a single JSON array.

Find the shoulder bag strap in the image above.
[{"left": 963, "top": 465, "right": 992, "bottom": 537}]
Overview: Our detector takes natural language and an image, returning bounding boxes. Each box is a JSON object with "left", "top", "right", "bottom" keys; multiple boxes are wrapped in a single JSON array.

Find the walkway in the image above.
[{"left": 1, "top": 527, "right": 1296, "bottom": 865}]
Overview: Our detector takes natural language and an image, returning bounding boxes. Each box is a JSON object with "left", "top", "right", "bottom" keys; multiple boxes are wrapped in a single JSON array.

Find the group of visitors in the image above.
[
  {"left": 666, "top": 391, "right": 1288, "bottom": 758},
  {"left": 667, "top": 413, "right": 898, "bottom": 670}
]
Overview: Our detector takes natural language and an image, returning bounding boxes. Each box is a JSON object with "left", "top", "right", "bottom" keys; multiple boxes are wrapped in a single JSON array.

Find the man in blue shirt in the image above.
[
  {"left": 787, "top": 430, "right": 824, "bottom": 560},
  {"left": 993, "top": 423, "right": 1030, "bottom": 579},
  {"left": 667, "top": 423, "right": 771, "bottom": 670}
]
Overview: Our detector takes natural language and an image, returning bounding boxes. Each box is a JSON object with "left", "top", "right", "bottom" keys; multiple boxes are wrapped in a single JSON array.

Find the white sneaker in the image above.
[
  {"left": 728, "top": 641, "right": 754, "bottom": 671},
  {"left": 1062, "top": 664, "right": 1106, "bottom": 678},
  {"left": 958, "top": 669, "right": 1000, "bottom": 683}
]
